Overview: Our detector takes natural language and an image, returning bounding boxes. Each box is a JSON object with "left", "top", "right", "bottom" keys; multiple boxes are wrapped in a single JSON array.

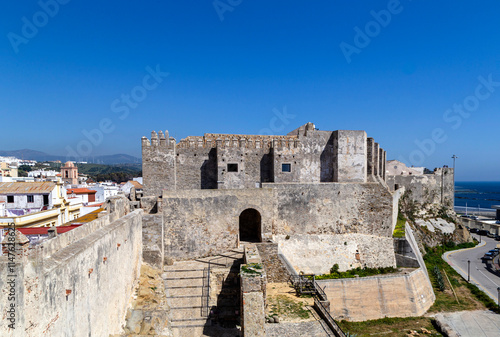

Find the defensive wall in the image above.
[
  {"left": 156, "top": 182, "right": 398, "bottom": 273},
  {"left": 142, "top": 123, "right": 388, "bottom": 196},
  {"left": 0, "top": 196, "right": 142, "bottom": 337},
  {"left": 387, "top": 167, "right": 454, "bottom": 210},
  {"left": 317, "top": 222, "right": 435, "bottom": 321},
  {"left": 318, "top": 268, "right": 434, "bottom": 321}
]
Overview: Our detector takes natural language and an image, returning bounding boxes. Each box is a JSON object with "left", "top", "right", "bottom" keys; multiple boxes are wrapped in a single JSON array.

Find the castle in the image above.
[
  {"left": 1, "top": 123, "right": 457, "bottom": 336},
  {"left": 142, "top": 122, "right": 388, "bottom": 195},
  {"left": 142, "top": 123, "right": 398, "bottom": 272}
]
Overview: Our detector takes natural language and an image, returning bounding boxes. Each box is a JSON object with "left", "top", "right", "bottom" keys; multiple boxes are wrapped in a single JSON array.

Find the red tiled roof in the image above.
[
  {"left": 128, "top": 181, "right": 143, "bottom": 189},
  {"left": 67, "top": 188, "right": 96, "bottom": 195}
]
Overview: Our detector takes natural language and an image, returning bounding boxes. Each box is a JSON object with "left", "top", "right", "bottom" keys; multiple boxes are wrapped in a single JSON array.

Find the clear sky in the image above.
[{"left": 1, "top": 1, "right": 499, "bottom": 181}]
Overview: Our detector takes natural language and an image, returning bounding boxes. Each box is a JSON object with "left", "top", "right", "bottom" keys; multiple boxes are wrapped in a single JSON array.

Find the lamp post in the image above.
[
  {"left": 468, "top": 260, "right": 470, "bottom": 282},
  {"left": 452, "top": 155, "right": 458, "bottom": 208},
  {"left": 497, "top": 287, "right": 500, "bottom": 310}
]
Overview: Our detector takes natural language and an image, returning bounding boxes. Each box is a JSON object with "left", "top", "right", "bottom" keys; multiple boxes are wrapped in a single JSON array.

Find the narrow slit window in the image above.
[{"left": 282, "top": 163, "right": 291, "bottom": 172}]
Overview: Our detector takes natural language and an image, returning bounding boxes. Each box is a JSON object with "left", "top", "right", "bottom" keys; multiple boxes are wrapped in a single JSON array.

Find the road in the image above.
[{"left": 444, "top": 235, "right": 500, "bottom": 303}]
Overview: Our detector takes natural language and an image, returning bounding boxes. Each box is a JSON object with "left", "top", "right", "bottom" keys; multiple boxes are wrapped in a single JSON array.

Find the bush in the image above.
[{"left": 315, "top": 265, "right": 398, "bottom": 280}]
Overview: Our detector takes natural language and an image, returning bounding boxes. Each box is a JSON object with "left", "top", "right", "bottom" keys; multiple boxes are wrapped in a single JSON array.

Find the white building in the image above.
[
  {"left": 28, "top": 170, "right": 59, "bottom": 181},
  {"left": 386, "top": 160, "right": 425, "bottom": 176},
  {"left": 87, "top": 182, "right": 120, "bottom": 203},
  {"left": 0, "top": 181, "right": 82, "bottom": 227}
]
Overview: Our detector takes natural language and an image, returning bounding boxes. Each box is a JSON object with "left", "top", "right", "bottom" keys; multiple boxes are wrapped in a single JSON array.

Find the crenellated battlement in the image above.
[
  {"left": 141, "top": 130, "right": 175, "bottom": 149},
  {"left": 143, "top": 132, "right": 301, "bottom": 149},
  {"left": 142, "top": 124, "right": 390, "bottom": 195}
]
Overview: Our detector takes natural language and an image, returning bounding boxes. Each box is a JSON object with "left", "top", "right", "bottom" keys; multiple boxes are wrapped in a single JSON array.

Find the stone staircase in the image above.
[
  {"left": 163, "top": 249, "right": 244, "bottom": 337},
  {"left": 164, "top": 264, "right": 209, "bottom": 336}
]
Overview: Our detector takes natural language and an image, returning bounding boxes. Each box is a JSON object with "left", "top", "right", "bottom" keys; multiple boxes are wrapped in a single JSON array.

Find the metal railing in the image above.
[
  {"left": 314, "top": 296, "right": 345, "bottom": 337},
  {"left": 200, "top": 252, "right": 242, "bottom": 320},
  {"left": 290, "top": 274, "right": 345, "bottom": 337}
]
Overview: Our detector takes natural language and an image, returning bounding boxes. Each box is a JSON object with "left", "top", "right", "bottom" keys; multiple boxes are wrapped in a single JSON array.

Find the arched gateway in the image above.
[{"left": 239, "top": 208, "right": 261, "bottom": 242}]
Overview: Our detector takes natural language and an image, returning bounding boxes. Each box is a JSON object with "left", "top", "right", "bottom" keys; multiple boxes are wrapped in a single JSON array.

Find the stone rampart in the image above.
[
  {"left": 161, "top": 183, "right": 396, "bottom": 266},
  {"left": 318, "top": 267, "right": 434, "bottom": 321},
  {"left": 275, "top": 234, "right": 396, "bottom": 274},
  {"left": 387, "top": 168, "right": 454, "bottom": 210},
  {"left": 0, "top": 203, "right": 142, "bottom": 336}
]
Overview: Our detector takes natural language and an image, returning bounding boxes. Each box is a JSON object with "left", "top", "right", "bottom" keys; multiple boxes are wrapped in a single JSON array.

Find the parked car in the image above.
[
  {"left": 477, "top": 230, "right": 489, "bottom": 236},
  {"left": 470, "top": 228, "right": 478, "bottom": 233},
  {"left": 487, "top": 232, "right": 496, "bottom": 238},
  {"left": 482, "top": 252, "right": 495, "bottom": 260},
  {"left": 495, "top": 235, "right": 500, "bottom": 241}
]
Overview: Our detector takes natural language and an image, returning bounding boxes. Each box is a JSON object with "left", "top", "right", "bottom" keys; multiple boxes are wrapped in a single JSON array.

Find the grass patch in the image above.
[
  {"left": 423, "top": 241, "right": 499, "bottom": 313},
  {"left": 393, "top": 212, "right": 406, "bottom": 238},
  {"left": 338, "top": 316, "right": 442, "bottom": 337},
  {"left": 267, "top": 295, "right": 310, "bottom": 320},
  {"left": 314, "top": 264, "right": 399, "bottom": 280},
  {"left": 241, "top": 263, "right": 263, "bottom": 276}
]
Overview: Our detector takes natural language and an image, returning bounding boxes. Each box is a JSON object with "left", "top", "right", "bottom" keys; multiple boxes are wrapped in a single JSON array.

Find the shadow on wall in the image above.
[
  {"left": 204, "top": 258, "right": 243, "bottom": 334},
  {"left": 201, "top": 148, "right": 218, "bottom": 189},
  {"left": 320, "top": 133, "right": 334, "bottom": 182}
]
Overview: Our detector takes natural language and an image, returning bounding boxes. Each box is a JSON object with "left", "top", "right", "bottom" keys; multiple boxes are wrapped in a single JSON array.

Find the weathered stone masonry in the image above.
[{"left": 142, "top": 123, "right": 388, "bottom": 196}]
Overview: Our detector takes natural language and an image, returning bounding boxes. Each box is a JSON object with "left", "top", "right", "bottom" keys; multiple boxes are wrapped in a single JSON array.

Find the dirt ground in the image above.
[{"left": 265, "top": 282, "right": 316, "bottom": 323}]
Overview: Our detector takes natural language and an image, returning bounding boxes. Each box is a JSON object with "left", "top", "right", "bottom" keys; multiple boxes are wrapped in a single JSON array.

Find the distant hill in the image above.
[{"left": 0, "top": 149, "right": 141, "bottom": 164}]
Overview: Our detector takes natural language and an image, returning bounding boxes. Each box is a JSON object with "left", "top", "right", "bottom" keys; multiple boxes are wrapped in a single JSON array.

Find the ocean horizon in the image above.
[{"left": 454, "top": 181, "right": 500, "bottom": 210}]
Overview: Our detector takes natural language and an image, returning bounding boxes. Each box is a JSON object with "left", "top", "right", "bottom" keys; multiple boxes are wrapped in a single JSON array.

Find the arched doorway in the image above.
[{"left": 239, "top": 209, "right": 261, "bottom": 242}]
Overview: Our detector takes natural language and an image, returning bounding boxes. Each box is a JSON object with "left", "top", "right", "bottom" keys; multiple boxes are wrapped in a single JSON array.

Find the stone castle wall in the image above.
[
  {"left": 319, "top": 267, "right": 434, "bottom": 321},
  {"left": 159, "top": 183, "right": 396, "bottom": 267},
  {"left": 0, "top": 197, "right": 142, "bottom": 337},
  {"left": 387, "top": 167, "right": 455, "bottom": 209},
  {"left": 142, "top": 123, "right": 388, "bottom": 196}
]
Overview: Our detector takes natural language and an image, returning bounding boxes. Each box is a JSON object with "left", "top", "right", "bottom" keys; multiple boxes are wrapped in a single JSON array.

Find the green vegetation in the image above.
[
  {"left": 338, "top": 316, "right": 441, "bottom": 337},
  {"left": 432, "top": 265, "right": 445, "bottom": 291},
  {"left": 35, "top": 162, "right": 142, "bottom": 183},
  {"left": 464, "top": 282, "right": 500, "bottom": 312},
  {"left": 423, "top": 241, "right": 500, "bottom": 314},
  {"left": 267, "top": 295, "right": 310, "bottom": 320},
  {"left": 393, "top": 212, "right": 406, "bottom": 238},
  {"left": 241, "top": 263, "right": 263, "bottom": 276},
  {"left": 314, "top": 264, "right": 399, "bottom": 280}
]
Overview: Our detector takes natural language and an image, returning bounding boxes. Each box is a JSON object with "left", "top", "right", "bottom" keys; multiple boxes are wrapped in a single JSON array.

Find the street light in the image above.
[
  {"left": 497, "top": 287, "right": 500, "bottom": 310},
  {"left": 451, "top": 155, "right": 458, "bottom": 208},
  {"left": 468, "top": 260, "right": 470, "bottom": 282}
]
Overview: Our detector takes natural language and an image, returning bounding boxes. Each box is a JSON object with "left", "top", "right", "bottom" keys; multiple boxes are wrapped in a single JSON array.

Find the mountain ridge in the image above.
[{"left": 0, "top": 149, "right": 141, "bottom": 164}]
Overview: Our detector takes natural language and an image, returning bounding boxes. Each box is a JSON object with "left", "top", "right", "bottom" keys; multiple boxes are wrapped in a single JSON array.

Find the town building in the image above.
[
  {"left": 0, "top": 181, "right": 82, "bottom": 227},
  {"left": 60, "top": 161, "right": 79, "bottom": 185}
]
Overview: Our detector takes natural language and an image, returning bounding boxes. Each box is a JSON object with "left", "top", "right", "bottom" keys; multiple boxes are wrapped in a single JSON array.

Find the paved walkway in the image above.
[
  {"left": 434, "top": 310, "right": 500, "bottom": 337},
  {"left": 266, "top": 321, "right": 335, "bottom": 337}
]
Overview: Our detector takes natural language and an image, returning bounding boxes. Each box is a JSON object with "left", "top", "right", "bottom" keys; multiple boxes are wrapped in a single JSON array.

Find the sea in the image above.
[{"left": 454, "top": 181, "right": 500, "bottom": 212}]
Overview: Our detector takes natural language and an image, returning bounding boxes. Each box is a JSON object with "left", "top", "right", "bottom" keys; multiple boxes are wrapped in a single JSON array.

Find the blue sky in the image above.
[{"left": 1, "top": 1, "right": 499, "bottom": 181}]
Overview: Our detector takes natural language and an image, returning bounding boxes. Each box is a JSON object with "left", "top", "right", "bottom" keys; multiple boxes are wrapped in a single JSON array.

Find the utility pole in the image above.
[
  {"left": 468, "top": 260, "right": 470, "bottom": 282},
  {"left": 452, "top": 155, "right": 458, "bottom": 208}
]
